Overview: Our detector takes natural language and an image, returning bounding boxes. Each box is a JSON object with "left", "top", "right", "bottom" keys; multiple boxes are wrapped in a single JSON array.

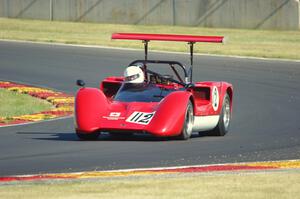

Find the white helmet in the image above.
[{"left": 124, "top": 66, "right": 145, "bottom": 83}]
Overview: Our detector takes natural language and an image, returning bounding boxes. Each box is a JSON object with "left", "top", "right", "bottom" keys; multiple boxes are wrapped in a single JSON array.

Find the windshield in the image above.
[{"left": 114, "top": 83, "right": 176, "bottom": 102}]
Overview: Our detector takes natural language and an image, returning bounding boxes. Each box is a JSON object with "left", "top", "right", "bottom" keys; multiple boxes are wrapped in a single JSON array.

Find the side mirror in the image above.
[{"left": 76, "top": 79, "right": 85, "bottom": 87}]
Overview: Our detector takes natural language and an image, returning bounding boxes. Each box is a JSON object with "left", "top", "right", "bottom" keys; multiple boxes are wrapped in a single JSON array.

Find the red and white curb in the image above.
[
  {"left": 0, "top": 81, "right": 74, "bottom": 126},
  {"left": 1, "top": 159, "right": 299, "bottom": 182}
]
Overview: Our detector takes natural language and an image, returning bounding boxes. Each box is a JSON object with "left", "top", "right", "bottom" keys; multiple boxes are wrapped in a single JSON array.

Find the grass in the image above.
[
  {"left": 0, "top": 88, "right": 53, "bottom": 120},
  {"left": 0, "top": 171, "right": 299, "bottom": 199},
  {"left": 0, "top": 18, "right": 300, "bottom": 60}
]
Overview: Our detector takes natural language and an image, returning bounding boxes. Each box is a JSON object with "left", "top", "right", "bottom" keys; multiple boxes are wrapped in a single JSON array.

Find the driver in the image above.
[{"left": 124, "top": 66, "right": 145, "bottom": 83}]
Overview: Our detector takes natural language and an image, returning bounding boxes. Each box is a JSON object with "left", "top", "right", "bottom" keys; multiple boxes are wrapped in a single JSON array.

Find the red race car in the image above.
[{"left": 75, "top": 33, "right": 233, "bottom": 140}]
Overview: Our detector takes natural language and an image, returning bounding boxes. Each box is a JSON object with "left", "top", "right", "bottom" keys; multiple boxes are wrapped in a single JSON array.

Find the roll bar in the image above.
[
  {"left": 112, "top": 33, "right": 225, "bottom": 83},
  {"left": 129, "top": 60, "right": 188, "bottom": 84}
]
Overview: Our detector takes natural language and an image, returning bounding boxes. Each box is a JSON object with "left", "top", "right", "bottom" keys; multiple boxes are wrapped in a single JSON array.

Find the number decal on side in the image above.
[
  {"left": 126, "top": 112, "right": 155, "bottom": 125},
  {"left": 212, "top": 86, "right": 219, "bottom": 111}
]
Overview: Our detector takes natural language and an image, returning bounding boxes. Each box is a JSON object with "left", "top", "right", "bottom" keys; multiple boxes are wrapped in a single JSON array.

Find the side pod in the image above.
[
  {"left": 75, "top": 88, "right": 109, "bottom": 133},
  {"left": 145, "top": 91, "right": 192, "bottom": 137}
]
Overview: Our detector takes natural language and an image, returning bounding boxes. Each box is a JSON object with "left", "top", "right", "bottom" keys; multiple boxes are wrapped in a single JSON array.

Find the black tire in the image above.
[
  {"left": 178, "top": 101, "right": 194, "bottom": 140},
  {"left": 76, "top": 130, "right": 100, "bottom": 140},
  {"left": 209, "top": 93, "right": 231, "bottom": 136}
]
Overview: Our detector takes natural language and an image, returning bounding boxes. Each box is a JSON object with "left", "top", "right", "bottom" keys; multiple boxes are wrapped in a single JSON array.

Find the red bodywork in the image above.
[
  {"left": 76, "top": 77, "right": 233, "bottom": 137},
  {"left": 75, "top": 33, "right": 233, "bottom": 138}
]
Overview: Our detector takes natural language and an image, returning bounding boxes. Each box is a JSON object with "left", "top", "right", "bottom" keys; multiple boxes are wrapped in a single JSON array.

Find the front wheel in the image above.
[
  {"left": 209, "top": 93, "right": 231, "bottom": 136},
  {"left": 178, "top": 101, "right": 194, "bottom": 140}
]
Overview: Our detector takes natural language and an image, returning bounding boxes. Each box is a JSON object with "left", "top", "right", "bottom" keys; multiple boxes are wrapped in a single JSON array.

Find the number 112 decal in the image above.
[{"left": 126, "top": 111, "right": 155, "bottom": 125}]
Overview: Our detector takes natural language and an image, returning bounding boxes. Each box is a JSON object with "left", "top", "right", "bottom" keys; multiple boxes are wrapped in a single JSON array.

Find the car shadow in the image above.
[
  {"left": 17, "top": 132, "right": 78, "bottom": 141},
  {"left": 16, "top": 131, "right": 212, "bottom": 142}
]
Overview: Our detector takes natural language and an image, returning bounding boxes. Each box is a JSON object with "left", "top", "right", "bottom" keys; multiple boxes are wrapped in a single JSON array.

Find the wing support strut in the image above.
[
  {"left": 143, "top": 40, "right": 149, "bottom": 61},
  {"left": 188, "top": 42, "right": 194, "bottom": 83}
]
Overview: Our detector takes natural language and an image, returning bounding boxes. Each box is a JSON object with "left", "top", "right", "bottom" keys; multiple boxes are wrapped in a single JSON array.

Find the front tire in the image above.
[
  {"left": 178, "top": 101, "right": 194, "bottom": 140},
  {"left": 209, "top": 93, "right": 231, "bottom": 136}
]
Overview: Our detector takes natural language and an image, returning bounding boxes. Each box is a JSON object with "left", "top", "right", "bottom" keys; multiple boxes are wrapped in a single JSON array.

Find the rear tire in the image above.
[
  {"left": 76, "top": 130, "right": 100, "bottom": 140},
  {"left": 178, "top": 101, "right": 194, "bottom": 140},
  {"left": 209, "top": 93, "right": 231, "bottom": 136}
]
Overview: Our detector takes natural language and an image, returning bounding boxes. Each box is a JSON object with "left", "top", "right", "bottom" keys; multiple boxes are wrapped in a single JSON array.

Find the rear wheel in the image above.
[
  {"left": 76, "top": 130, "right": 100, "bottom": 140},
  {"left": 178, "top": 101, "right": 194, "bottom": 140},
  {"left": 209, "top": 93, "right": 231, "bottom": 136}
]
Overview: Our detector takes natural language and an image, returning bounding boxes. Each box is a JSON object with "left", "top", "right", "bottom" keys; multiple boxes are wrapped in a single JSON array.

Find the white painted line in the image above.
[
  {"left": 2, "top": 159, "right": 300, "bottom": 178},
  {"left": 1, "top": 39, "right": 300, "bottom": 63},
  {"left": 97, "top": 159, "right": 300, "bottom": 173}
]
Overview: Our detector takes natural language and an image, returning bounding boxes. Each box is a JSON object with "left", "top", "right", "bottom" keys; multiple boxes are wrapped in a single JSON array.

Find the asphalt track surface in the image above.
[{"left": 0, "top": 41, "right": 300, "bottom": 176}]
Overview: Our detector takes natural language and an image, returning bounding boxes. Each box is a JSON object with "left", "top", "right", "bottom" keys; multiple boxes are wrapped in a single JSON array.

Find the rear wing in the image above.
[
  {"left": 111, "top": 33, "right": 225, "bottom": 82},
  {"left": 111, "top": 33, "right": 224, "bottom": 43}
]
